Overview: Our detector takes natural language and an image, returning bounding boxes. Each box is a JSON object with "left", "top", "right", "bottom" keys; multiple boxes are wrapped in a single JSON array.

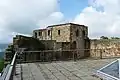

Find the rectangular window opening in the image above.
[
  {"left": 39, "top": 31, "right": 42, "bottom": 36},
  {"left": 48, "top": 30, "right": 50, "bottom": 36},
  {"left": 82, "top": 30, "right": 85, "bottom": 37},
  {"left": 58, "top": 30, "right": 60, "bottom": 35},
  {"left": 35, "top": 32, "right": 37, "bottom": 38},
  {"left": 76, "top": 29, "right": 79, "bottom": 37}
]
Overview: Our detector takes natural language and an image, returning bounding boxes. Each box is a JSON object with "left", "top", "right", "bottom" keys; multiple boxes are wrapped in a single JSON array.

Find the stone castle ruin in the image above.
[
  {"left": 4, "top": 23, "right": 120, "bottom": 62},
  {"left": 33, "top": 23, "right": 90, "bottom": 58}
]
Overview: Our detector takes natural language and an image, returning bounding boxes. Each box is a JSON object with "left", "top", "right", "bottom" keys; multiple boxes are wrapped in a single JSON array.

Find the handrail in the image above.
[
  {"left": 0, "top": 52, "right": 17, "bottom": 80},
  {"left": 5, "top": 52, "right": 17, "bottom": 80},
  {"left": 11, "top": 53, "right": 17, "bottom": 66},
  {"left": 0, "top": 65, "right": 11, "bottom": 80}
]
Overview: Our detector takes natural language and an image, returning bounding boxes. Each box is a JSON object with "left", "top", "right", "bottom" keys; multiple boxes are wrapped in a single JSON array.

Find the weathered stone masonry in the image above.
[
  {"left": 90, "top": 39, "right": 120, "bottom": 58},
  {"left": 33, "top": 23, "right": 90, "bottom": 59},
  {"left": 6, "top": 23, "right": 120, "bottom": 62},
  {"left": 5, "top": 23, "right": 91, "bottom": 62}
]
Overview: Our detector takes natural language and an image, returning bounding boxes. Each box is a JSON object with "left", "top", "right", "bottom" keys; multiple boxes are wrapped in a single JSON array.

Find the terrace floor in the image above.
[{"left": 13, "top": 58, "right": 118, "bottom": 80}]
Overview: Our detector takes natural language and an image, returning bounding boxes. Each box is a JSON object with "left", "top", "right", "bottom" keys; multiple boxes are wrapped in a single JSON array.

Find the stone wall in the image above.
[
  {"left": 33, "top": 29, "right": 49, "bottom": 40},
  {"left": 90, "top": 39, "right": 120, "bottom": 49},
  {"left": 52, "top": 24, "right": 70, "bottom": 42},
  {"left": 70, "top": 24, "right": 89, "bottom": 58},
  {"left": 32, "top": 23, "right": 90, "bottom": 59},
  {"left": 62, "top": 42, "right": 71, "bottom": 50},
  {"left": 5, "top": 35, "right": 46, "bottom": 62},
  {"left": 55, "top": 42, "right": 62, "bottom": 50},
  {"left": 13, "top": 35, "right": 45, "bottom": 50},
  {"left": 90, "top": 39, "right": 120, "bottom": 58},
  {"left": 33, "top": 24, "right": 71, "bottom": 42},
  {"left": 40, "top": 40, "right": 56, "bottom": 50}
]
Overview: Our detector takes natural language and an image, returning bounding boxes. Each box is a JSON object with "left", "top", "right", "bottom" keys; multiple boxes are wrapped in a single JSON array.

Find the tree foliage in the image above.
[
  {"left": 0, "top": 58, "right": 4, "bottom": 72},
  {"left": 111, "top": 37, "right": 120, "bottom": 39},
  {"left": 100, "top": 36, "right": 108, "bottom": 39},
  {"left": 5, "top": 44, "right": 15, "bottom": 61},
  {"left": 100, "top": 36, "right": 120, "bottom": 39}
]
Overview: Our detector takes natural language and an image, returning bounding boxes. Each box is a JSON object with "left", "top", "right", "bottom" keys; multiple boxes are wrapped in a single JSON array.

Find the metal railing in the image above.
[
  {"left": 21, "top": 49, "right": 89, "bottom": 62},
  {"left": 0, "top": 48, "right": 26, "bottom": 80},
  {"left": 1, "top": 48, "right": 120, "bottom": 80},
  {"left": 0, "top": 52, "right": 17, "bottom": 80},
  {"left": 21, "top": 48, "right": 120, "bottom": 63}
]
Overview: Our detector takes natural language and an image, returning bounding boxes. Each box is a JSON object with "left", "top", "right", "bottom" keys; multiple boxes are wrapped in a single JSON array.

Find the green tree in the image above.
[
  {"left": 100, "top": 36, "right": 108, "bottom": 39},
  {"left": 111, "top": 37, "right": 120, "bottom": 39},
  {"left": 0, "top": 58, "right": 4, "bottom": 72},
  {"left": 5, "top": 44, "right": 15, "bottom": 61}
]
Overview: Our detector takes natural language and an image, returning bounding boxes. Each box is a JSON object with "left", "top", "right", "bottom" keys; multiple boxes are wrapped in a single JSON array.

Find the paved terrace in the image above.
[{"left": 13, "top": 58, "right": 118, "bottom": 80}]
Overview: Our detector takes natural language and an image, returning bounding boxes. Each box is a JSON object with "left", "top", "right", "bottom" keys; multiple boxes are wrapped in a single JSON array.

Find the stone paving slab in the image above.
[
  {"left": 29, "top": 63, "right": 45, "bottom": 80},
  {"left": 13, "top": 64, "right": 21, "bottom": 80},
  {"left": 13, "top": 58, "right": 118, "bottom": 80}
]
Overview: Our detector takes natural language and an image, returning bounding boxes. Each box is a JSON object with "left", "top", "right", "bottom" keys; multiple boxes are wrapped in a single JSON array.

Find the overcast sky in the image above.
[{"left": 0, "top": 0, "right": 120, "bottom": 43}]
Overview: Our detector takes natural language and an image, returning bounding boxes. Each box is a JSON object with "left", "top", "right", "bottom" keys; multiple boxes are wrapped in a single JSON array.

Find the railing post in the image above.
[
  {"left": 72, "top": 51, "right": 74, "bottom": 60},
  {"left": 43, "top": 51, "right": 44, "bottom": 62},
  {"left": 100, "top": 49, "right": 102, "bottom": 59},
  {"left": 73, "top": 50, "right": 76, "bottom": 61}
]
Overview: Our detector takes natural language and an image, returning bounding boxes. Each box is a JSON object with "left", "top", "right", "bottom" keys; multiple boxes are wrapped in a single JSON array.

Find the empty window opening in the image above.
[
  {"left": 58, "top": 30, "right": 60, "bottom": 35},
  {"left": 82, "top": 30, "right": 85, "bottom": 37},
  {"left": 35, "top": 32, "right": 37, "bottom": 38},
  {"left": 39, "top": 31, "right": 42, "bottom": 36},
  {"left": 76, "top": 29, "right": 79, "bottom": 37},
  {"left": 48, "top": 30, "right": 50, "bottom": 36}
]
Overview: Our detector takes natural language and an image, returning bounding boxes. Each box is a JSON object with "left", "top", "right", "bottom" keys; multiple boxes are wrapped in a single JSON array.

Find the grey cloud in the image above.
[{"left": 0, "top": 0, "right": 64, "bottom": 43}]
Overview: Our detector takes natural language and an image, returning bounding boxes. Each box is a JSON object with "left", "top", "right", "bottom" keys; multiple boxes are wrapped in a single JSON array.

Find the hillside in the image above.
[
  {"left": 0, "top": 44, "right": 8, "bottom": 51},
  {"left": 0, "top": 44, "right": 8, "bottom": 57}
]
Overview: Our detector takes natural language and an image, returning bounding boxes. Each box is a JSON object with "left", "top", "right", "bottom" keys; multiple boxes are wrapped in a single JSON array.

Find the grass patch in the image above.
[{"left": 0, "top": 58, "right": 4, "bottom": 72}]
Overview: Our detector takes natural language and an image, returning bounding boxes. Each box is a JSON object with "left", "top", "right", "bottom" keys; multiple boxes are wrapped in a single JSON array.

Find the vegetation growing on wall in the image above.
[
  {"left": 15, "top": 35, "right": 45, "bottom": 51},
  {"left": 5, "top": 44, "right": 15, "bottom": 61},
  {"left": 4, "top": 35, "right": 46, "bottom": 64}
]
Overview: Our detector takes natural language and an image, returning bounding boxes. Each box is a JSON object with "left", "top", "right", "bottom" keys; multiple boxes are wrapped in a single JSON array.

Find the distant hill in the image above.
[
  {"left": 0, "top": 44, "right": 8, "bottom": 51},
  {"left": 0, "top": 52, "right": 4, "bottom": 58},
  {"left": 0, "top": 44, "right": 8, "bottom": 58}
]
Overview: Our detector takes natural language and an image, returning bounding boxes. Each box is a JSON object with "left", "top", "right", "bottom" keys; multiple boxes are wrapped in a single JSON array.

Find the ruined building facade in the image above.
[
  {"left": 5, "top": 23, "right": 90, "bottom": 62},
  {"left": 33, "top": 23, "right": 90, "bottom": 59}
]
